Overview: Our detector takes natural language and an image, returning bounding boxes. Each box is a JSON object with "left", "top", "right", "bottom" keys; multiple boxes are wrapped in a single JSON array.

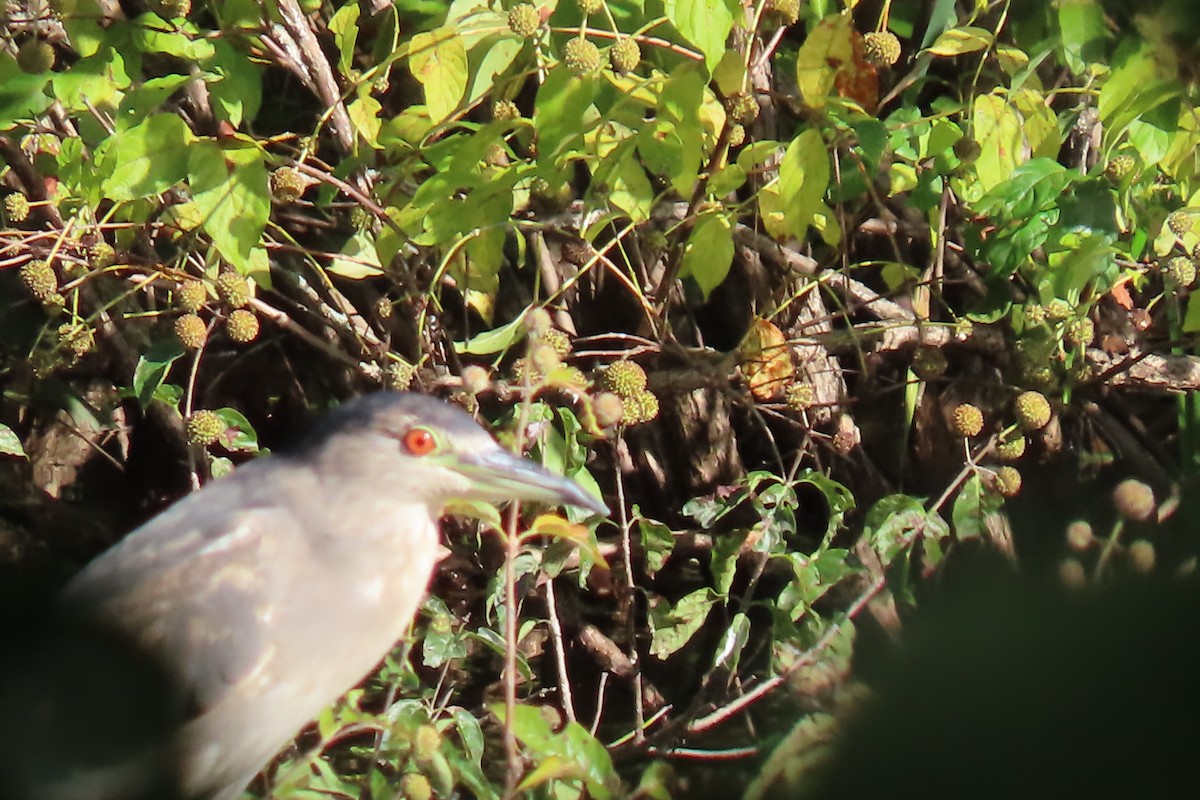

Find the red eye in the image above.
[{"left": 402, "top": 427, "right": 437, "bottom": 456}]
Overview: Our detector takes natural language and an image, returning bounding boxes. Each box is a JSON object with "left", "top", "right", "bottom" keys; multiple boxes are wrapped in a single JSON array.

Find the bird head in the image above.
[{"left": 290, "top": 392, "right": 608, "bottom": 516}]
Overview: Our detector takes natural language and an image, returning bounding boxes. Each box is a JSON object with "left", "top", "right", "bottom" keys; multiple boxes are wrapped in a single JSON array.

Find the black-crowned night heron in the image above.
[{"left": 30, "top": 391, "right": 607, "bottom": 800}]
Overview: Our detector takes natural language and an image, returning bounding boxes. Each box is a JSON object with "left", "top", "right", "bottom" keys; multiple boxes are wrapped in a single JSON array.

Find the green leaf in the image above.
[
  {"left": 132, "top": 338, "right": 186, "bottom": 409},
  {"left": 328, "top": 0, "right": 360, "bottom": 79},
  {"left": 131, "top": 13, "right": 216, "bottom": 60},
  {"left": 926, "top": 25, "right": 994, "bottom": 56},
  {"left": 207, "top": 38, "right": 262, "bottom": 126},
  {"left": 779, "top": 128, "right": 831, "bottom": 241},
  {"left": 952, "top": 474, "right": 1003, "bottom": 540},
  {"left": 212, "top": 407, "right": 259, "bottom": 453},
  {"left": 863, "top": 494, "right": 948, "bottom": 565},
  {"left": 663, "top": 0, "right": 737, "bottom": 72},
  {"left": 453, "top": 312, "right": 528, "bottom": 355},
  {"left": 347, "top": 89, "right": 383, "bottom": 148},
  {"left": 638, "top": 514, "right": 676, "bottom": 576},
  {"left": 0, "top": 423, "right": 26, "bottom": 458},
  {"left": 189, "top": 141, "right": 269, "bottom": 271},
  {"left": 409, "top": 27, "right": 468, "bottom": 125},
  {"left": 99, "top": 113, "right": 193, "bottom": 200},
  {"left": 1057, "top": 0, "right": 1108, "bottom": 74},
  {"left": 328, "top": 230, "right": 384, "bottom": 279},
  {"left": 648, "top": 588, "right": 718, "bottom": 659},
  {"left": 711, "top": 530, "right": 747, "bottom": 595},
  {"left": 534, "top": 65, "right": 596, "bottom": 169},
  {"left": 679, "top": 213, "right": 734, "bottom": 299}
]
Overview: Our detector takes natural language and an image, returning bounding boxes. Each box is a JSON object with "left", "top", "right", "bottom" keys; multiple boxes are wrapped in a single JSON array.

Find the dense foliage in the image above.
[{"left": 2, "top": 0, "right": 1199, "bottom": 797}]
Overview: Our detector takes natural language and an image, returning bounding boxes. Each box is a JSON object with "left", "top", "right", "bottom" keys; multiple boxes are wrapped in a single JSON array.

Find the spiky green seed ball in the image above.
[
  {"left": 530, "top": 342, "right": 561, "bottom": 375},
  {"left": 623, "top": 390, "right": 659, "bottom": 425},
  {"left": 728, "top": 124, "right": 746, "bottom": 148},
  {"left": 1064, "top": 317, "right": 1095, "bottom": 348},
  {"left": 952, "top": 403, "right": 984, "bottom": 437},
  {"left": 1166, "top": 255, "right": 1196, "bottom": 290},
  {"left": 186, "top": 410, "right": 224, "bottom": 446},
  {"left": 599, "top": 360, "right": 647, "bottom": 397},
  {"left": 387, "top": 360, "right": 416, "bottom": 390},
  {"left": 460, "top": 365, "right": 490, "bottom": 395},
  {"left": 766, "top": 0, "right": 800, "bottom": 25},
  {"left": 216, "top": 272, "right": 252, "bottom": 308},
  {"left": 785, "top": 382, "right": 815, "bottom": 412},
  {"left": 17, "top": 40, "right": 55, "bottom": 73},
  {"left": 174, "top": 314, "right": 207, "bottom": 350},
  {"left": 996, "top": 433, "right": 1026, "bottom": 462},
  {"left": 1128, "top": 539, "right": 1156, "bottom": 574},
  {"left": 349, "top": 206, "right": 372, "bottom": 229},
  {"left": 729, "top": 93, "right": 759, "bottom": 125},
  {"left": 507, "top": 4, "right": 541, "bottom": 39},
  {"left": 1024, "top": 303, "right": 1047, "bottom": 326},
  {"left": 177, "top": 279, "right": 207, "bottom": 313},
  {"left": 577, "top": 0, "right": 603, "bottom": 14},
  {"left": 492, "top": 99, "right": 521, "bottom": 121},
  {"left": 89, "top": 242, "right": 115, "bottom": 269},
  {"left": 1105, "top": 154, "right": 1135, "bottom": 182},
  {"left": 1046, "top": 299, "right": 1071, "bottom": 322},
  {"left": 610, "top": 37, "right": 640, "bottom": 75},
  {"left": 863, "top": 31, "right": 901, "bottom": 67},
  {"left": 270, "top": 166, "right": 306, "bottom": 204},
  {"left": 5, "top": 193, "right": 30, "bottom": 222},
  {"left": 1015, "top": 391, "right": 1051, "bottom": 431},
  {"left": 1065, "top": 520, "right": 1093, "bottom": 552},
  {"left": 561, "top": 239, "right": 593, "bottom": 267},
  {"left": 541, "top": 328, "right": 572, "bottom": 358},
  {"left": 225, "top": 309, "right": 260, "bottom": 344},
  {"left": 993, "top": 465, "right": 1022, "bottom": 497},
  {"left": 912, "top": 347, "right": 948, "bottom": 379},
  {"left": 1112, "top": 478, "right": 1155, "bottom": 522},
  {"left": 20, "top": 259, "right": 57, "bottom": 301},
  {"left": 564, "top": 37, "right": 603, "bottom": 76},
  {"left": 1167, "top": 210, "right": 1192, "bottom": 236},
  {"left": 593, "top": 392, "right": 624, "bottom": 428}
]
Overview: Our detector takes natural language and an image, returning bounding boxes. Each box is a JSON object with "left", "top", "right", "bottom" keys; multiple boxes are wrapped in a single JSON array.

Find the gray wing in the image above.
[{"left": 59, "top": 460, "right": 306, "bottom": 718}]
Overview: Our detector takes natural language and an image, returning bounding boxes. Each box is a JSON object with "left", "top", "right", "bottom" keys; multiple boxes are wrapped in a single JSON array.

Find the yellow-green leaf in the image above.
[
  {"left": 926, "top": 25, "right": 994, "bottom": 57},
  {"left": 972, "top": 93, "right": 1023, "bottom": 191},
  {"left": 795, "top": 12, "right": 854, "bottom": 109},
  {"left": 409, "top": 27, "right": 467, "bottom": 124},
  {"left": 779, "top": 128, "right": 831, "bottom": 242},
  {"left": 680, "top": 213, "right": 734, "bottom": 299}
]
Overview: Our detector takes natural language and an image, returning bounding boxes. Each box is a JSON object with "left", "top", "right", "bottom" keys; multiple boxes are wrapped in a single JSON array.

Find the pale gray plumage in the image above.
[{"left": 49, "top": 392, "right": 607, "bottom": 800}]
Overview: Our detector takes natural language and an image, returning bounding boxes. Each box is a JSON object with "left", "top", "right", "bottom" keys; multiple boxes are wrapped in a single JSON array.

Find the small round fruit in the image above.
[
  {"left": 1165, "top": 255, "right": 1196, "bottom": 290},
  {"left": 863, "top": 31, "right": 901, "bottom": 67},
  {"left": 563, "top": 37, "right": 603, "bottom": 76},
  {"left": 507, "top": 4, "right": 541, "bottom": 39},
  {"left": 186, "top": 410, "right": 225, "bottom": 447},
  {"left": 530, "top": 342, "right": 561, "bottom": 374},
  {"left": 5, "top": 193, "right": 30, "bottom": 222},
  {"left": 89, "top": 242, "right": 116, "bottom": 269},
  {"left": 577, "top": 0, "right": 603, "bottom": 14},
  {"left": 1065, "top": 520, "right": 1093, "bottom": 552},
  {"left": 174, "top": 314, "right": 207, "bottom": 350},
  {"left": 1064, "top": 317, "right": 1095, "bottom": 348},
  {"left": 610, "top": 37, "right": 640, "bottom": 75},
  {"left": 541, "top": 328, "right": 572, "bottom": 358},
  {"left": 387, "top": 360, "right": 416, "bottom": 390},
  {"left": 225, "top": 308, "right": 260, "bottom": 344},
  {"left": 952, "top": 136, "right": 981, "bottom": 164},
  {"left": 912, "top": 347, "right": 948, "bottom": 379},
  {"left": 994, "top": 465, "right": 1022, "bottom": 497},
  {"left": 728, "top": 93, "right": 759, "bottom": 125},
  {"left": 1014, "top": 391, "right": 1051, "bottom": 432},
  {"left": 216, "top": 272, "right": 252, "bottom": 308},
  {"left": 17, "top": 40, "right": 55, "bottom": 73},
  {"left": 765, "top": 0, "right": 799, "bottom": 25},
  {"left": 952, "top": 403, "right": 984, "bottom": 437},
  {"left": 623, "top": 390, "right": 659, "bottom": 425},
  {"left": 1112, "top": 479, "right": 1155, "bottom": 522},
  {"left": 270, "top": 166, "right": 306, "bottom": 203},
  {"left": 728, "top": 124, "right": 746, "bottom": 148},
  {"left": 1046, "top": 299, "right": 1072, "bottom": 321},
  {"left": 20, "top": 259, "right": 57, "bottom": 302},
  {"left": 177, "top": 279, "right": 207, "bottom": 313},
  {"left": 1104, "top": 154, "right": 1135, "bottom": 182},
  {"left": 996, "top": 434, "right": 1026, "bottom": 462},
  {"left": 492, "top": 99, "right": 521, "bottom": 121},
  {"left": 1167, "top": 210, "right": 1192, "bottom": 236},
  {"left": 400, "top": 773, "right": 432, "bottom": 800},
  {"left": 461, "top": 365, "right": 490, "bottom": 395},
  {"left": 599, "top": 360, "right": 648, "bottom": 397}
]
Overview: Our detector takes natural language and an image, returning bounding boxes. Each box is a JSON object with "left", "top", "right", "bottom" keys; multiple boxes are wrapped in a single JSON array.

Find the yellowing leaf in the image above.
[
  {"left": 926, "top": 26, "right": 994, "bottom": 57},
  {"left": 795, "top": 12, "right": 855, "bottom": 109},
  {"left": 740, "top": 317, "right": 794, "bottom": 401},
  {"left": 972, "top": 93, "right": 1023, "bottom": 191},
  {"left": 679, "top": 213, "right": 734, "bottom": 299},
  {"left": 409, "top": 27, "right": 467, "bottom": 124}
]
